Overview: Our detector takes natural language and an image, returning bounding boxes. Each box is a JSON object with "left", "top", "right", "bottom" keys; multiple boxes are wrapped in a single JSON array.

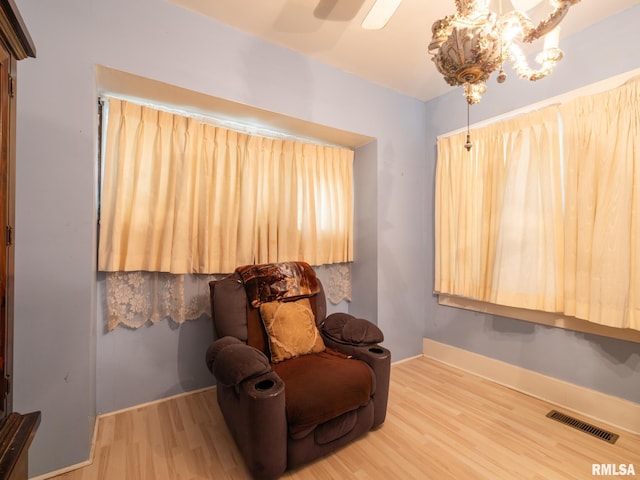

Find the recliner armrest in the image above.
[
  {"left": 205, "top": 336, "right": 242, "bottom": 372},
  {"left": 321, "top": 313, "right": 384, "bottom": 346},
  {"left": 206, "top": 337, "right": 272, "bottom": 387},
  {"left": 321, "top": 334, "right": 391, "bottom": 429},
  {"left": 218, "top": 369, "right": 287, "bottom": 479}
]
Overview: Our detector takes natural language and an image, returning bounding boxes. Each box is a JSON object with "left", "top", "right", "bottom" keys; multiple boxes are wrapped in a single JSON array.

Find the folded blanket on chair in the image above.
[{"left": 236, "top": 262, "right": 320, "bottom": 308}]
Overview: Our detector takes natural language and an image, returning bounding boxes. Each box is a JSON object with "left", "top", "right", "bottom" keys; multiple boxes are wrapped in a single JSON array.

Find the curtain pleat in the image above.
[{"left": 490, "top": 110, "right": 564, "bottom": 312}]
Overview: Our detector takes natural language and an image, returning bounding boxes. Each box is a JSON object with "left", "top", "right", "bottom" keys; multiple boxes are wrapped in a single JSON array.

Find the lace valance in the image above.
[{"left": 105, "top": 263, "right": 352, "bottom": 331}]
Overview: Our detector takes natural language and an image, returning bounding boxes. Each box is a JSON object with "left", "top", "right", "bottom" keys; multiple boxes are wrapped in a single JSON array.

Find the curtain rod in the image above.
[
  {"left": 438, "top": 68, "right": 640, "bottom": 140},
  {"left": 98, "top": 94, "right": 352, "bottom": 151}
]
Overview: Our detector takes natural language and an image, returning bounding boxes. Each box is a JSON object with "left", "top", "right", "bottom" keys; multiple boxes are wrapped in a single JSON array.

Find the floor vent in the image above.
[{"left": 546, "top": 410, "right": 619, "bottom": 444}]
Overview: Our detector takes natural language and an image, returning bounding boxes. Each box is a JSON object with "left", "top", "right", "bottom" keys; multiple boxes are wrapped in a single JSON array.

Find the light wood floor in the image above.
[{"left": 48, "top": 356, "right": 640, "bottom": 479}]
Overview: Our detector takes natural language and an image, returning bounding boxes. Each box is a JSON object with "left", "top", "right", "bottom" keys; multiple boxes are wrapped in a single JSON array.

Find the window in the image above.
[
  {"left": 435, "top": 76, "right": 640, "bottom": 334},
  {"left": 98, "top": 97, "right": 354, "bottom": 330}
]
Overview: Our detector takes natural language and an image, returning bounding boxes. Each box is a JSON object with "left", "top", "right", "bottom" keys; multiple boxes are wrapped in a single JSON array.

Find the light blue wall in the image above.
[
  {"left": 352, "top": 140, "right": 379, "bottom": 324},
  {"left": 12, "top": 0, "right": 638, "bottom": 476},
  {"left": 13, "top": 0, "right": 426, "bottom": 476},
  {"left": 424, "top": 6, "right": 640, "bottom": 404}
]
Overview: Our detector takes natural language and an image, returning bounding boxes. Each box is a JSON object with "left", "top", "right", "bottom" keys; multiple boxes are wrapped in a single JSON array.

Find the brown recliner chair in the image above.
[{"left": 206, "top": 261, "right": 391, "bottom": 479}]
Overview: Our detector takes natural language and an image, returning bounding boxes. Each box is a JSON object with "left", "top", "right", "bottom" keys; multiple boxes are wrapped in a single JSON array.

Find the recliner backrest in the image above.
[{"left": 210, "top": 270, "right": 328, "bottom": 356}]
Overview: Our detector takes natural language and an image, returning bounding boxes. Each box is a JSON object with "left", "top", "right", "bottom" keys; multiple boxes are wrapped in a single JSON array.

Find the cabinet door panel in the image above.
[{"left": 0, "top": 42, "right": 10, "bottom": 419}]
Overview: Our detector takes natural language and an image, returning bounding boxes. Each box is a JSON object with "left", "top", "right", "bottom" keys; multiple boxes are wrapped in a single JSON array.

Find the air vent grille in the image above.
[{"left": 546, "top": 410, "right": 619, "bottom": 444}]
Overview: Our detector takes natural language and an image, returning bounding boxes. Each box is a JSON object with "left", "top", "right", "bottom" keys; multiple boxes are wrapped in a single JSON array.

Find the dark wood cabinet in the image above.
[
  {"left": 0, "top": 34, "right": 10, "bottom": 419},
  {"left": 0, "top": 1, "right": 38, "bottom": 479}
]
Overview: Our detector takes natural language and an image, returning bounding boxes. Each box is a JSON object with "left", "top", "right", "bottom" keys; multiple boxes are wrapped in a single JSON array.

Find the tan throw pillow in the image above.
[{"left": 259, "top": 298, "right": 325, "bottom": 363}]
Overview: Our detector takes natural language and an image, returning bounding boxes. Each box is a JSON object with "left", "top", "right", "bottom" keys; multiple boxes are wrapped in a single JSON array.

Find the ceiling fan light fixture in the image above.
[
  {"left": 362, "top": 0, "right": 403, "bottom": 30},
  {"left": 428, "top": 0, "right": 582, "bottom": 105}
]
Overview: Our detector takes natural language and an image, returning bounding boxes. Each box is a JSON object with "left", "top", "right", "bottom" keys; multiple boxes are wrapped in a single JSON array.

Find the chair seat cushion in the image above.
[{"left": 272, "top": 349, "right": 374, "bottom": 437}]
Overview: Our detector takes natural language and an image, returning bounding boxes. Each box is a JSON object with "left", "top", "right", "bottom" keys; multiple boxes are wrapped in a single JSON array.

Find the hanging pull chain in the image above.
[
  {"left": 464, "top": 102, "right": 472, "bottom": 151},
  {"left": 497, "top": 0, "right": 507, "bottom": 84}
]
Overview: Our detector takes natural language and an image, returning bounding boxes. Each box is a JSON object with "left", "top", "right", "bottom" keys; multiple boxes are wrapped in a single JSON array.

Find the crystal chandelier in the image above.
[{"left": 428, "top": 0, "right": 582, "bottom": 105}]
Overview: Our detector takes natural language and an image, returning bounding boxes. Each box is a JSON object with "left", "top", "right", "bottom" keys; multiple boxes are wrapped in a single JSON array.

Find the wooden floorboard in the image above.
[{"left": 47, "top": 356, "right": 640, "bottom": 479}]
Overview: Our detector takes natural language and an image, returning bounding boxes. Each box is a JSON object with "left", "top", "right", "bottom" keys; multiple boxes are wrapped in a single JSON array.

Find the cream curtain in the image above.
[
  {"left": 436, "top": 77, "right": 640, "bottom": 331},
  {"left": 98, "top": 98, "right": 354, "bottom": 275},
  {"left": 435, "top": 106, "right": 563, "bottom": 310},
  {"left": 560, "top": 78, "right": 639, "bottom": 330}
]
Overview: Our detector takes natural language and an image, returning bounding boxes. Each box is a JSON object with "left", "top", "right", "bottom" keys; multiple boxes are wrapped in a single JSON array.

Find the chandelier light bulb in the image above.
[
  {"left": 543, "top": 26, "right": 561, "bottom": 50},
  {"left": 502, "top": 21, "right": 521, "bottom": 43}
]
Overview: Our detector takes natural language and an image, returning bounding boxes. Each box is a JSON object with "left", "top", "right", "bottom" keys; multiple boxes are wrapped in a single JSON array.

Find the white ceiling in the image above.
[{"left": 170, "top": 0, "right": 636, "bottom": 101}]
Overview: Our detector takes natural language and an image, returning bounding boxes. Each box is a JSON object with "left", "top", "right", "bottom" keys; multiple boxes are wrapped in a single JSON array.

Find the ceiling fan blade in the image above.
[
  {"left": 361, "top": 0, "right": 403, "bottom": 30},
  {"left": 510, "top": 0, "right": 545, "bottom": 12}
]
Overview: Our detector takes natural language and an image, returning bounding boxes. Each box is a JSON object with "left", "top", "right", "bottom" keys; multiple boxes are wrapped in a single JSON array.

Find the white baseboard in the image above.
[
  {"left": 30, "top": 459, "right": 93, "bottom": 480},
  {"left": 391, "top": 354, "right": 423, "bottom": 366},
  {"left": 97, "top": 385, "right": 216, "bottom": 419},
  {"left": 423, "top": 338, "right": 640, "bottom": 435}
]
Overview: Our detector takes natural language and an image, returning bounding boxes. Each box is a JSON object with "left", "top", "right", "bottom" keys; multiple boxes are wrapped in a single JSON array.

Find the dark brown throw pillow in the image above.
[{"left": 322, "top": 313, "right": 384, "bottom": 345}]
